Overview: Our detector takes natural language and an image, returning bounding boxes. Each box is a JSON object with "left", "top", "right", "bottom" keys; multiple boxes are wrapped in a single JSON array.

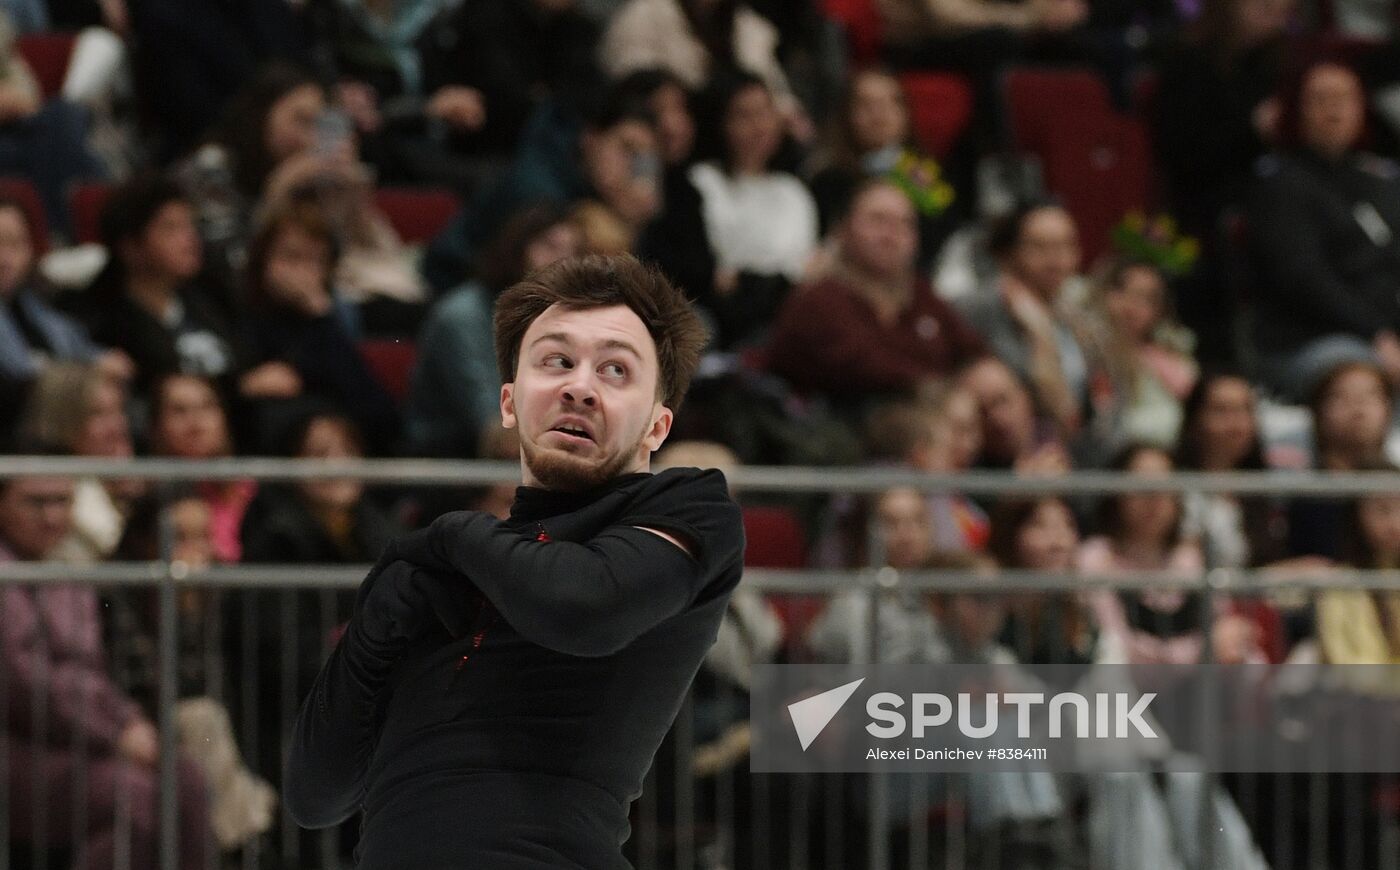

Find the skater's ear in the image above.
[{"left": 500, "top": 383, "right": 517, "bottom": 429}]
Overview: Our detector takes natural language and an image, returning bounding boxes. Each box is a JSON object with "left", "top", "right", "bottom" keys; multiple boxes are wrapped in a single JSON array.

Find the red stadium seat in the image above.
[
  {"left": 373, "top": 187, "right": 462, "bottom": 245},
  {"left": 0, "top": 176, "right": 50, "bottom": 254},
  {"left": 743, "top": 505, "right": 807, "bottom": 569},
  {"left": 69, "top": 182, "right": 112, "bottom": 245},
  {"left": 899, "top": 72, "right": 974, "bottom": 160},
  {"left": 742, "top": 505, "right": 827, "bottom": 653},
  {"left": 1131, "top": 69, "right": 1160, "bottom": 119},
  {"left": 16, "top": 32, "right": 77, "bottom": 100},
  {"left": 358, "top": 338, "right": 418, "bottom": 404},
  {"left": 823, "top": 0, "right": 884, "bottom": 64},
  {"left": 1003, "top": 68, "right": 1154, "bottom": 265}
]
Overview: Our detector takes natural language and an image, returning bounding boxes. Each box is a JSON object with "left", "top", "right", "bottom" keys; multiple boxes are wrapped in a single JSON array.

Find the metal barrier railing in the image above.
[
  {"left": 0, "top": 455, "right": 1398, "bottom": 495},
  {"left": 2, "top": 458, "right": 1398, "bottom": 869}
]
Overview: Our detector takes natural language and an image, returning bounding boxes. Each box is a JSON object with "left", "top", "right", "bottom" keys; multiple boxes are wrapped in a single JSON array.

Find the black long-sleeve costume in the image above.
[{"left": 286, "top": 468, "right": 745, "bottom": 869}]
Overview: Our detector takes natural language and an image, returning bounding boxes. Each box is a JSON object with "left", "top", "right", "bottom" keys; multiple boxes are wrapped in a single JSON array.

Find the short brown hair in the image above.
[{"left": 493, "top": 254, "right": 708, "bottom": 412}]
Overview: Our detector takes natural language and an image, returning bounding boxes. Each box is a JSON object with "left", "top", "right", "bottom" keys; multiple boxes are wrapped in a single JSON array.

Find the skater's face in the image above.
[{"left": 502, "top": 304, "right": 672, "bottom": 491}]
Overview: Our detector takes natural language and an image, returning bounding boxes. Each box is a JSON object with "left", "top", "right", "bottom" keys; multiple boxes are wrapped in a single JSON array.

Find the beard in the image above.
[{"left": 520, "top": 419, "right": 651, "bottom": 492}]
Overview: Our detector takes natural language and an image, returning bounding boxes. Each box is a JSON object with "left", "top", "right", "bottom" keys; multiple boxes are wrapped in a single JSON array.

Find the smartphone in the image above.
[
  {"left": 314, "top": 109, "right": 353, "bottom": 157},
  {"left": 629, "top": 152, "right": 660, "bottom": 183}
]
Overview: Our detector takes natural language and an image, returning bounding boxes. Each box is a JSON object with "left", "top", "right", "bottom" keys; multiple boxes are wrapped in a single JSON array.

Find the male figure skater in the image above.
[{"left": 286, "top": 254, "right": 745, "bottom": 868}]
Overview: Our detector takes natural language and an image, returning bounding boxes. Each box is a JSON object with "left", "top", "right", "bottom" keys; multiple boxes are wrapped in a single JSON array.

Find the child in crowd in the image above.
[
  {"left": 1081, "top": 258, "right": 1198, "bottom": 451},
  {"left": 1317, "top": 464, "right": 1400, "bottom": 692},
  {"left": 148, "top": 372, "right": 254, "bottom": 563}
]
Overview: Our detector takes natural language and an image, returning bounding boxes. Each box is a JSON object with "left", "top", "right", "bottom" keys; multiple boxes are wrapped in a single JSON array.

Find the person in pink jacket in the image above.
[{"left": 0, "top": 452, "right": 210, "bottom": 869}]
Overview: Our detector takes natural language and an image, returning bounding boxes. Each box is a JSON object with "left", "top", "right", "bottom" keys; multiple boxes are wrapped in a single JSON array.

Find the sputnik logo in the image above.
[{"left": 787, "top": 678, "right": 865, "bottom": 751}]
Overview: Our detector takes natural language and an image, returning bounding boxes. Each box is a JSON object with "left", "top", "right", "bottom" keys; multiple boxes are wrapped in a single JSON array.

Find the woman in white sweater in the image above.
[{"left": 683, "top": 70, "right": 818, "bottom": 348}]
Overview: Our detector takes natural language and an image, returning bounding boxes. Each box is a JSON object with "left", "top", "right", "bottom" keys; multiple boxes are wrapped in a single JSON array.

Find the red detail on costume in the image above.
[
  {"left": 454, "top": 601, "right": 496, "bottom": 670},
  {"left": 536, "top": 524, "right": 551, "bottom": 542}
]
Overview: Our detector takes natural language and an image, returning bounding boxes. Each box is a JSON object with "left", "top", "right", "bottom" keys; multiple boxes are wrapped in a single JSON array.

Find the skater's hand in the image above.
[{"left": 359, "top": 559, "right": 476, "bottom": 644}]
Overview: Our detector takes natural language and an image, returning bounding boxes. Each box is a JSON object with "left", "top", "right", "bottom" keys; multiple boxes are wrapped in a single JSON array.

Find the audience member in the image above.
[
  {"left": 0, "top": 446, "right": 213, "bottom": 868},
  {"left": 1317, "top": 465, "right": 1400, "bottom": 688},
  {"left": 988, "top": 495, "right": 1096, "bottom": 664},
  {"left": 957, "top": 355, "right": 1071, "bottom": 473},
  {"left": 600, "top": 0, "right": 807, "bottom": 132},
  {"left": 1288, "top": 359, "right": 1394, "bottom": 561},
  {"left": 18, "top": 363, "right": 143, "bottom": 563},
  {"left": 415, "top": 0, "right": 604, "bottom": 171},
  {"left": 423, "top": 87, "right": 662, "bottom": 292},
  {"left": 0, "top": 10, "right": 105, "bottom": 238},
  {"left": 807, "top": 485, "right": 947, "bottom": 663},
  {"left": 1247, "top": 57, "right": 1400, "bottom": 400},
  {"left": 959, "top": 201, "right": 1090, "bottom": 436},
  {"left": 1076, "top": 449, "right": 1272, "bottom": 870},
  {"left": 109, "top": 492, "right": 278, "bottom": 851},
  {"left": 1078, "top": 444, "right": 1267, "bottom": 664},
  {"left": 1078, "top": 257, "right": 1197, "bottom": 451},
  {"left": 862, "top": 391, "right": 989, "bottom": 549},
  {"left": 408, "top": 204, "right": 582, "bottom": 457},
  {"left": 240, "top": 199, "right": 399, "bottom": 453},
  {"left": 623, "top": 68, "right": 718, "bottom": 300},
  {"left": 191, "top": 63, "right": 428, "bottom": 326},
  {"left": 235, "top": 408, "right": 395, "bottom": 856},
  {"left": 1175, "top": 369, "right": 1290, "bottom": 570},
  {"left": 149, "top": 372, "right": 254, "bottom": 564},
  {"left": 683, "top": 70, "right": 816, "bottom": 347},
  {"left": 1153, "top": 0, "right": 1293, "bottom": 360},
  {"left": 768, "top": 178, "right": 983, "bottom": 402},
  {"left": 74, "top": 176, "right": 245, "bottom": 396},
  {"left": 808, "top": 67, "right": 962, "bottom": 267},
  {"left": 0, "top": 195, "right": 129, "bottom": 386},
  {"left": 127, "top": 0, "right": 306, "bottom": 160}
]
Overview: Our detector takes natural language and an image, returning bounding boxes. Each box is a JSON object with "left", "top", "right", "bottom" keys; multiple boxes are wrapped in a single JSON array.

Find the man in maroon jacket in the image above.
[{"left": 767, "top": 177, "right": 986, "bottom": 401}]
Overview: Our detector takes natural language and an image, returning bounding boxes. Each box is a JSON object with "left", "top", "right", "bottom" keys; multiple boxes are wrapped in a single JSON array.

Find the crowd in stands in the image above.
[{"left": 2, "top": 0, "right": 1400, "bottom": 867}]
